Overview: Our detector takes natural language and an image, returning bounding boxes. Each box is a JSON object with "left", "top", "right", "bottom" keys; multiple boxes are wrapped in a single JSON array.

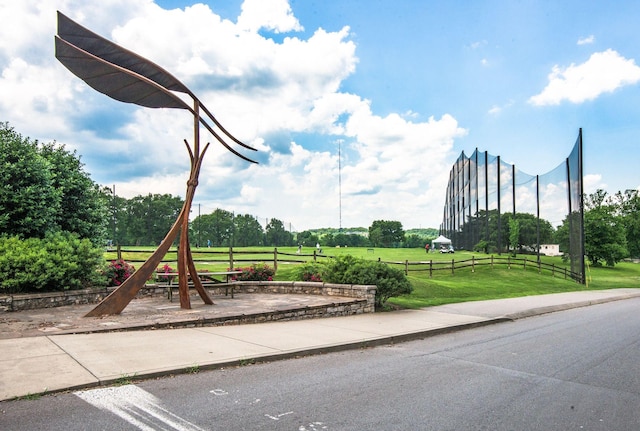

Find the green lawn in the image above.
[{"left": 108, "top": 246, "right": 640, "bottom": 309}]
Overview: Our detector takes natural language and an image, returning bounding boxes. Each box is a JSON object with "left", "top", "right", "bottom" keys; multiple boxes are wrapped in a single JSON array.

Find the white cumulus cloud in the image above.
[
  {"left": 529, "top": 49, "right": 640, "bottom": 106},
  {"left": 237, "top": 0, "right": 303, "bottom": 33},
  {"left": 577, "top": 35, "right": 595, "bottom": 45}
]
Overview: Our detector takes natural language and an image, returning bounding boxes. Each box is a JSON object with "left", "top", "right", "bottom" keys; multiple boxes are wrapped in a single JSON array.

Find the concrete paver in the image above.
[
  {"left": 0, "top": 338, "right": 99, "bottom": 400},
  {"left": 427, "top": 288, "right": 640, "bottom": 319},
  {"left": 197, "top": 319, "right": 382, "bottom": 350},
  {"left": 314, "top": 309, "right": 493, "bottom": 336},
  {"left": 1, "top": 288, "right": 639, "bottom": 402},
  {"left": 48, "top": 329, "right": 281, "bottom": 381}
]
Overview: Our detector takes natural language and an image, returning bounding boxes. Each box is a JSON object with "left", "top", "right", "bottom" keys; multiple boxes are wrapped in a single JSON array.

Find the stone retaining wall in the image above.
[
  {"left": 0, "top": 288, "right": 111, "bottom": 312},
  {"left": 229, "top": 281, "right": 375, "bottom": 313},
  {"left": 0, "top": 281, "right": 376, "bottom": 314}
]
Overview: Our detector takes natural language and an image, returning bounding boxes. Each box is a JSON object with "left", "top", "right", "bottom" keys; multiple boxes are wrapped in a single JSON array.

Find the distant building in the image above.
[{"left": 540, "top": 244, "right": 561, "bottom": 256}]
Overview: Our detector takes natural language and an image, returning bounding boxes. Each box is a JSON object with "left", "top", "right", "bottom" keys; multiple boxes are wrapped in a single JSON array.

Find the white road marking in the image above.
[
  {"left": 299, "top": 422, "right": 328, "bottom": 430},
  {"left": 265, "top": 411, "right": 294, "bottom": 420},
  {"left": 75, "top": 385, "right": 206, "bottom": 431}
]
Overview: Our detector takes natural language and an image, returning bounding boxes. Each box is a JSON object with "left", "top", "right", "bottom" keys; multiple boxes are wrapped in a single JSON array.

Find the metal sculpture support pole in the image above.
[{"left": 176, "top": 101, "right": 212, "bottom": 309}]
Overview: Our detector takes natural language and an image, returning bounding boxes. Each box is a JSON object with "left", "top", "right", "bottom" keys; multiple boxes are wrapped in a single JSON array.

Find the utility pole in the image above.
[
  {"left": 112, "top": 184, "right": 116, "bottom": 246},
  {"left": 338, "top": 139, "right": 342, "bottom": 231}
]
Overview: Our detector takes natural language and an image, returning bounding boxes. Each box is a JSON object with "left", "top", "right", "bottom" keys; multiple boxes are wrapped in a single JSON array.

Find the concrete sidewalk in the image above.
[{"left": 2, "top": 288, "right": 639, "bottom": 401}]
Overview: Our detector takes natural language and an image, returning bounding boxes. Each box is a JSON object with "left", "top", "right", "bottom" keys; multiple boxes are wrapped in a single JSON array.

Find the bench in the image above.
[{"left": 156, "top": 271, "right": 242, "bottom": 300}]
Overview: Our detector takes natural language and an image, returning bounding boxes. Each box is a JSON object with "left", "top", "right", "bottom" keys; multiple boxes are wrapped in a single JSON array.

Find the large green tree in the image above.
[
  {"left": 192, "top": 208, "right": 234, "bottom": 247},
  {"left": 583, "top": 190, "right": 628, "bottom": 266},
  {"left": 0, "top": 123, "right": 58, "bottom": 238},
  {"left": 102, "top": 186, "right": 128, "bottom": 246},
  {"left": 233, "top": 214, "right": 264, "bottom": 247},
  {"left": 468, "top": 211, "right": 554, "bottom": 253},
  {"left": 122, "top": 193, "right": 183, "bottom": 246},
  {"left": 265, "top": 218, "right": 293, "bottom": 246},
  {"left": 40, "top": 142, "right": 108, "bottom": 242},
  {"left": 613, "top": 189, "right": 640, "bottom": 258},
  {"left": 296, "top": 230, "right": 319, "bottom": 247},
  {"left": 0, "top": 122, "right": 107, "bottom": 243},
  {"left": 402, "top": 234, "right": 424, "bottom": 248},
  {"left": 503, "top": 212, "right": 554, "bottom": 251},
  {"left": 368, "top": 220, "right": 405, "bottom": 247},
  {"left": 191, "top": 211, "right": 265, "bottom": 247},
  {"left": 508, "top": 217, "right": 525, "bottom": 256}
]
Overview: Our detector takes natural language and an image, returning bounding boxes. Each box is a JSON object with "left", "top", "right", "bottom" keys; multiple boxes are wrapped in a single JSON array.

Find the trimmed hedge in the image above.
[
  {"left": 294, "top": 261, "right": 323, "bottom": 282},
  {"left": 321, "top": 255, "right": 412, "bottom": 308},
  {"left": 0, "top": 232, "right": 105, "bottom": 294}
]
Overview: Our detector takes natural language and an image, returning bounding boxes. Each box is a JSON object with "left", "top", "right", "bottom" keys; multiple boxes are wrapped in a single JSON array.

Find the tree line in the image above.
[{"left": 107, "top": 191, "right": 430, "bottom": 249}]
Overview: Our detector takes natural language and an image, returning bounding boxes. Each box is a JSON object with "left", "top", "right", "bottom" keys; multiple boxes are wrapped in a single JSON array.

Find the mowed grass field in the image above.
[{"left": 106, "top": 246, "right": 640, "bottom": 309}]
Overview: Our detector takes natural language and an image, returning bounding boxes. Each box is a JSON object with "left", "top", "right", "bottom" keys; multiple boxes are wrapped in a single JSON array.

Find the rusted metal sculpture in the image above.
[{"left": 54, "top": 11, "right": 257, "bottom": 316}]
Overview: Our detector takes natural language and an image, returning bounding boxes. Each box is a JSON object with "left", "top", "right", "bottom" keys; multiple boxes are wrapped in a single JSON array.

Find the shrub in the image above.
[
  {"left": 321, "top": 255, "right": 412, "bottom": 308},
  {"left": 295, "top": 262, "right": 323, "bottom": 282},
  {"left": 473, "top": 240, "right": 489, "bottom": 253},
  {"left": 0, "top": 232, "right": 105, "bottom": 293},
  {"left": 230, "top": 263, "right": 274, "bottom": 281},
  {"left": 103, "top": 259, "right": 135, "bottom": 287},
  {"left": 320, "top": 255, "right": 359, "bottom": 284}
]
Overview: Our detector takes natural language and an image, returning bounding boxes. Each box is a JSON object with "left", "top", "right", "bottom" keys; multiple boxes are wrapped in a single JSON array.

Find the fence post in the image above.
[
  {"left": 313, "top": 250, "right": 317, "bottom": 262},
  {"left": 538, "top": 259, "right": 541, "bottom": 274},
  {"left": 472, "top": 256, "right": 475, "bottom": 273},
  {"left": 524, "top": 257, "right": 527, "bottom": 271},
  {"left": 429, "top": 260, "right": 433, "bottom": 278},
  {"left": 274, "top": 248, "right": 278, "bottom": 271},
  {"left": 451, "top": 258, "right": 455, "bottom": 275},
  {"left": 117, "top": 244, "right": 122, "bottom": 260},
  {"left": 491, "top": 255, "right": 494, "bottom": 269},
  {"left": 229, "top": 246, "right": 234, "bottom": 270},
  {"left": 507, "top": 256, "right": 511, "bottom": 269},
  {"left": 405, "top": 260, "right": 409, "bottom": 275}
]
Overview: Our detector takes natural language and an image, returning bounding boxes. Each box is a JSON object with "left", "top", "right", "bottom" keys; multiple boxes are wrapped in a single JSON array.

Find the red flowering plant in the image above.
[
  {"left": 229, "top": 263, "right": 275, "bottom": 281},
  {"left": 155, "top": 263, "right": 176, "bottom": 283},
  {"left": 304, "top": 273, "right": 322, "bottom": 282},
  {"left": 103, "top": 259, "right": 135, "bottom": 287},
  {"left": 295, "top": 262, "right": 323, "bottom": 282}
]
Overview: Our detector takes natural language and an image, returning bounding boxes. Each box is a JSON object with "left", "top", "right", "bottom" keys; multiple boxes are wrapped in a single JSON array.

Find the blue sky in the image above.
[{"left": 1, "top": 0, "right": 639, "bottom": 231}]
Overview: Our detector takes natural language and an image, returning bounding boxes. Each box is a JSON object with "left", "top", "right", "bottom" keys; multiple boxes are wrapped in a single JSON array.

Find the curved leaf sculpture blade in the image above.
[
  {"left": 55, "top": 37, "right": 191, "bottom": 109},
  {"left": 56, "top": 11, "right": 257, "bottom": 154},
  {"left": 57, "top": 11, "right": 190, "bottom": 94}
]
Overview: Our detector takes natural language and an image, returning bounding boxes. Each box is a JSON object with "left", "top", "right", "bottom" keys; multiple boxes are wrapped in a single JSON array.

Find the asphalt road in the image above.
[{"left": 2, "top": 297, "right": 639, "bottom": 430}]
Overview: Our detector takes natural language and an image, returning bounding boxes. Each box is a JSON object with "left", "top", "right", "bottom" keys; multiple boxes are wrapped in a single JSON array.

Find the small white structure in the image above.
[
  {"left": 431, "top": 235, "right": 452, "bottom": 250},
  {"left": 540, "top": 244, "right": 561, "bottom": 256}
]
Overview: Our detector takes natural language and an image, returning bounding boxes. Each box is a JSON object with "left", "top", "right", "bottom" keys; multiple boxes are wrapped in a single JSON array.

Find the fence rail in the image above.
[
  {"left": 380, "top": 255, "right": 580, "bottom": 282},
  {"left": 109, "top": 246, "right": 325, "bottom": 271},
  {"left": 109, "top": 246, "right": 581, "bottom": 282}
]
